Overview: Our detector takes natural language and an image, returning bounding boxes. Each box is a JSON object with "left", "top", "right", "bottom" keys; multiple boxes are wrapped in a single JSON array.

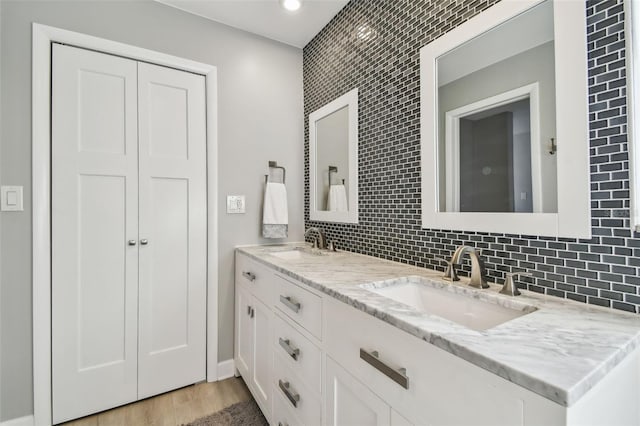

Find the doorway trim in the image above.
[
  {"left": 32, "top": 23, "right": 219, "bottom": 426},
  {"left": 444, "top": 82, "right": 542, "bottom": 213}
]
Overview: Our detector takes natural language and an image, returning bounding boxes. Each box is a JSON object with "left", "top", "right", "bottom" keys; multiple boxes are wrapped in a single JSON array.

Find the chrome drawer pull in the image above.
[
  {"left": 278, "top": 380, "right": 300, "bottom": 407},
  {"left": 280, "top": 295, "right": 301, "bottom": 313},
  {"left": 242, "top": 271, "right": 256, "bottom": 281},
  {"left": 279, "top": 337, "right": 300, "bottom": 360},
  {"left": 359, "top": 348, "right": 409, "bottom": 389}
]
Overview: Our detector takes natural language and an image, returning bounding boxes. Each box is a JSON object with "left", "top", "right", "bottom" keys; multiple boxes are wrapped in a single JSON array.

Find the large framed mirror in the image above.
[
  {"left": 309, "top": 88, "right": 359, "bottom": 223},
  {"left": 421, "top": 0, "right": 590, "bottom": 238}
]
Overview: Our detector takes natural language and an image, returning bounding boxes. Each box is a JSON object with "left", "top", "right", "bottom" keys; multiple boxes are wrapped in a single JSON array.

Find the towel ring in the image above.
[
  {"left": 328, "top": 166, "right": 338, "bottom": 185},
  {"left": 265, "top": 160, "right": 286, "bottom": 184}
]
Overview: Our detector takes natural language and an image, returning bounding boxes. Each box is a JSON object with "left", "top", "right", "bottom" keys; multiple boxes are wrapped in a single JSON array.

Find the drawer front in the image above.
[
  {"left": 275, "top": 274, "right": 322, "bottom": 339},
  {"left": 273, "top": 313, "right": 322, "bottom": 393},
  {"left": 273, "top": 384, "right": 304, "bottom": 426},
  {"left": 273, "top": 352, "right": 321, "bottom": 426},
  {"left": 324, "top": 297, "right": 524, "bottom": 426},
  {"left": 236, "top": 252, "right": 273, "bottom": 304}
]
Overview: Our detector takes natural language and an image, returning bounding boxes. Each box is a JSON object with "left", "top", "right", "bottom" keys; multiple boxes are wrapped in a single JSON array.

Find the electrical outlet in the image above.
[{"left": 227, "top": 195, "right": 246, "bottom": 214}]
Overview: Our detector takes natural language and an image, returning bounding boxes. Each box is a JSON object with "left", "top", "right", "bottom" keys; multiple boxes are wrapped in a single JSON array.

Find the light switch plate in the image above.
[
  {"left": 1, "top": 186, "right": 24, "bottom": 211},
  {"left": 227, "top": 195, "right": 246, "bottom": 214}
]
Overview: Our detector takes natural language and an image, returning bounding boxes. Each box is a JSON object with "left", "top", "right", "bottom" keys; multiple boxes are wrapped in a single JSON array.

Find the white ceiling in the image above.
[{"left": 154, "top": 0, "right": 350, "bottom": 48}]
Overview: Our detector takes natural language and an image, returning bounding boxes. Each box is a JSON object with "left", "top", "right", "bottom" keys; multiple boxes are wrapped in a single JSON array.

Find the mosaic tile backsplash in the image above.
[{"left": 303, "top": 0, "right": 640, "bottom": 314}]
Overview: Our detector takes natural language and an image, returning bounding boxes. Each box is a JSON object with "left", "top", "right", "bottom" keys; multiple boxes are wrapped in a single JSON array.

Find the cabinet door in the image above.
[
  {"left": 325, "top": 356, "right": 390, "bottom": 426},
  {"left": 251, "top": 297, "right": 273, "bottom": 419},
  {"left": 235, "top": 283, "right": 253, "bottom": 379},
  {"left": 52, "top": 43, "right": 139, "bottom": 424},
  {"left": 137, "top": 62, "right": 207, "bottom": 398}
]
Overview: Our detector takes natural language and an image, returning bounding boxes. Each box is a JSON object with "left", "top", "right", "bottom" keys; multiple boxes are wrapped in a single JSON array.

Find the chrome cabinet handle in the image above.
[
  {"left": 140, "top": 239, "right": 149, "bottom": 245},
  {"left": 242, "top": 271, "right": 256, "bottom": 281},
  {"left": 278, "top": 423, "right": 289, "bottom": 426},
  {"left": 360, "top": 348, "right": 409, "bottom": 389},
  {"left": 128, "top": 240, "right": 137, "bottom": 246},
  {"left": 250, "top": 307, "right": 254, "bottom": 318},
  {"left": 278, "top": 380, "right": 300, "bottom": 408},
  {"left": 279, "top": 295, "right": 301, "bottom": 313},
  {"left": 246, "top": 306, "right": 254, "bottom": 318},
  {"left": 279, "top": 338, "right": 300, "bottom": 360}
]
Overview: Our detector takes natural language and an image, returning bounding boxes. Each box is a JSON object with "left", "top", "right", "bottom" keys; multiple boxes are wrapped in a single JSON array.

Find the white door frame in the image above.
[
  {"left": 444, "top": 83, "right": 542, "bottom": 213},
  {"left": 32, "top": 23, "right": 219, "bottom": 426}
]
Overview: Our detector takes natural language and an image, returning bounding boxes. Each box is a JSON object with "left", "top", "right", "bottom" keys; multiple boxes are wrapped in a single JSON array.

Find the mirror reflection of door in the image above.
[
  {"left": 437, "top": 0, "right": 557, "bottom": 214},
  {"left": 315, "top": 105, "right": 349, "bottom": 212},
  {"left": 459, "top": 99, "right": 533, "bottom": 212}
]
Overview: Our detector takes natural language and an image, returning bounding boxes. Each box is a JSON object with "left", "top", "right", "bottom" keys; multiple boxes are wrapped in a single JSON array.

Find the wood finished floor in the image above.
[{"left": 61, "top": 377, "right": 252, "bottom": 426}]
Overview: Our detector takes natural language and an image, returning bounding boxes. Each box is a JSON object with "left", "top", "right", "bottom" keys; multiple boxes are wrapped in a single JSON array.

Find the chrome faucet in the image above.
[
  {"left": 450, "top": 245, "right": 489, "bottom": 289},
  {"left": 304, "top": 227, "right": 327, "bottom": 249}
]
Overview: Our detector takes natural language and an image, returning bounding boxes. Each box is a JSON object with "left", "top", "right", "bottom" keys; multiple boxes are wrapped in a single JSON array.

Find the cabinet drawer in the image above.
[
  {"left": 273, "top": 384, "right": 304, "bottom": 426},
  {"left": 275, "top": 275, "right": 322, "bottom": 340},
  {"left": 273, "top": 352, "right": 321, "bottom": 426},
  {"left": 324, "top": 297, "right": 524, "bottom": 426},
  {"left": 273, "top": 313, "right": 322, "bottom": 394},
  {"left": 236, "top": 253, "right": 273, "bottom": 304}
]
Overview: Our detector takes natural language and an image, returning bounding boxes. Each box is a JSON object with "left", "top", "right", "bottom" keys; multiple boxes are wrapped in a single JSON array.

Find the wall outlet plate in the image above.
[
  {"left": 227, "top": 195, "right": 246, "bottom": 214},
  {"left": 1, "top": 186, "right": 24, "bottom": 211}
]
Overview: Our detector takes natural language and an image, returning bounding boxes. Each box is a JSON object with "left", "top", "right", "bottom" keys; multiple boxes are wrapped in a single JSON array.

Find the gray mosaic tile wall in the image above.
[{"left": 303, "top": 0, "right": 640, "bottom": 314}]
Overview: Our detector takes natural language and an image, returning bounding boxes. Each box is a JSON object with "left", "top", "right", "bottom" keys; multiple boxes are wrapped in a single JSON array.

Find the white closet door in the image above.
[
  {"left": 137, "top": 62, "right": 207, "bottom": 398},
  {"left": 51, "top": 44, "right": 139, "bottom": 424}
]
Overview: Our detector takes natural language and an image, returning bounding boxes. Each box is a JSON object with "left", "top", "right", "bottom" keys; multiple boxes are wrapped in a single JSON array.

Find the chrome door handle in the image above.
[
  {"left": 140, "top": 239, "right": 149, "bottom": 245},
  {"left": 279, "top": 295, "right": 301, "bottom": 313},
  {"left": 128, "top": 240, "right": 137, "bottom": 246},
  {"left": 279, "top": 338, "right": 300, "bottom": 360},
  {"left": 242, "top": 271, "right": 256, "bottom": 281},
  {"left": 360, "top": 348, "right": 409, "bottom": 389},
  {"left": 278, "top": 380, "right": 300, "bottom": 408}
]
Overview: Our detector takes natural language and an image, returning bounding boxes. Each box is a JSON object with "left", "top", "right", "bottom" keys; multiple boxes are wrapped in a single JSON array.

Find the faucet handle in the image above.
[
  {"left": 435, "top": 257, "right": 459, "bottom": 282},
  {"left": 500, "top": 272, "right": 532, "bottom": 296}
]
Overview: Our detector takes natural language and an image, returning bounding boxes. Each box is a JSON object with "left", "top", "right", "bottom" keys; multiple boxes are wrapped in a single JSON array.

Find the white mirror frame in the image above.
[
  {"left": 309, "top": 88, "right": 359, "bottom": 223},
  {"left": 420, "top": 0, "right": 591, "bottom": 238},
  {"left": 626, "top": 0, "right": 640, "bottom": 232}
]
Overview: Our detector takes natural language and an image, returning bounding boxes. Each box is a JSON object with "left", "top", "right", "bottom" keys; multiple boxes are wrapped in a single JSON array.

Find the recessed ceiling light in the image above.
[{"left": 281, "top": 0, "right": 302, "bottom": 12}]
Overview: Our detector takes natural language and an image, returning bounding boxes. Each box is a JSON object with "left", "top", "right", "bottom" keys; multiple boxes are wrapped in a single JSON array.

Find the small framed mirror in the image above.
[
  {"left": 309, "top": 88, "right": 358, "bottom": 223},
  {"left": 421, "top": 0, "right": 590, "bottom": 238}
]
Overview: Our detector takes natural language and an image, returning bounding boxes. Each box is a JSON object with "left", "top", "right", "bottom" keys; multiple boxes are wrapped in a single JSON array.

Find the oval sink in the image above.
[
  {"left": 270, "top": 247, "right": 327, "bottom": 260},
  {"left": 361, "top": 277, "right": 537, "bottom": 331}
]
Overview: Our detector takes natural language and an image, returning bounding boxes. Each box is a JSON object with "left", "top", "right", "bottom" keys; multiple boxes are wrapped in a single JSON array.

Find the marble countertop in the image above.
[{"left": 237, "top": 243, "right": 640, "bottom": 407}]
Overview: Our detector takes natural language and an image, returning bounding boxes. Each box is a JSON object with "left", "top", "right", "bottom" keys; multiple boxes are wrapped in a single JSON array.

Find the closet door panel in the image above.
[
  {"left": 137, "top": 62, "right": 207, "bottom": 398},
  {"left": 51, "top": 44, "right": 139, "bottom": 424}
]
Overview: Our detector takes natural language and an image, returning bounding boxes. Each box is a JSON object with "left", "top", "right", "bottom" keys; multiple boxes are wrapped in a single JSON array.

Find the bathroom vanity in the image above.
[{"left": 234, "top": 244, "right": 640, "bottom": 425}]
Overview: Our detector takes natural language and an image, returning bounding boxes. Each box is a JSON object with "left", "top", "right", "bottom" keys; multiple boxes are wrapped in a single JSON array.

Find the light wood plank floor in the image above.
[{"left": 61, "top": 377, "right": 252, "bottom": 426}]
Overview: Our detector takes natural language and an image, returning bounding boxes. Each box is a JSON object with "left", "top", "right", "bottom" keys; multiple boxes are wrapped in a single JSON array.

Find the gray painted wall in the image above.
[{"left": 0, "top": 0, "right": 303, "bottom": 420}]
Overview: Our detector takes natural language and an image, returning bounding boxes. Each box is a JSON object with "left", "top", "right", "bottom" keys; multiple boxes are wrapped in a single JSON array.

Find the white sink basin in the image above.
[
  {"left": 362, "top": 278, "right": 536, "bottom": 331},
  {"left": 270, "top": 247, "right": 327, "bottom": 260}
]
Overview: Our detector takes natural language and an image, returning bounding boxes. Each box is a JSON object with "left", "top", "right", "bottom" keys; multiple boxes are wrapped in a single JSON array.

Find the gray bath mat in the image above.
[{"left": 185, "top": 399, "right": 268, "bottom": 426}]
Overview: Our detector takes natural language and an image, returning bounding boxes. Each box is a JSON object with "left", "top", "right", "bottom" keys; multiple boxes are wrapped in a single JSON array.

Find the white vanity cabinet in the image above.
[
  {"left": 234, "top": 254, "right": 275, "bottom": 421},
  {"left": 325, "top": 355, "right": 406, "bottom": 426},
  {"left": 323, "top": 296, "right": 552, "bottom": 426},
  {"left": 235, "top": 249, "right": 640, "bottom": 426}
]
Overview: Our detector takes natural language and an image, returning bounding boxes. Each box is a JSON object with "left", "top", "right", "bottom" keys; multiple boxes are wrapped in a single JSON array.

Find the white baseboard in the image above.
[
  {"left": 0, "top": 415, "right": 34, "bottom": 426},
  {"left": 217, "top": 359, "right": 235, "bottom": 380}
]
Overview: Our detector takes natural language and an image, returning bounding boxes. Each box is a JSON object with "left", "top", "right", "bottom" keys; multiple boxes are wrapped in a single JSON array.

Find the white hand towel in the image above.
[
  {"left": 262, "top": 182, "right": 288, "bottom": 238},
  {"left": 327, "top": 184, "right": 348, "bottom": 212}
]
